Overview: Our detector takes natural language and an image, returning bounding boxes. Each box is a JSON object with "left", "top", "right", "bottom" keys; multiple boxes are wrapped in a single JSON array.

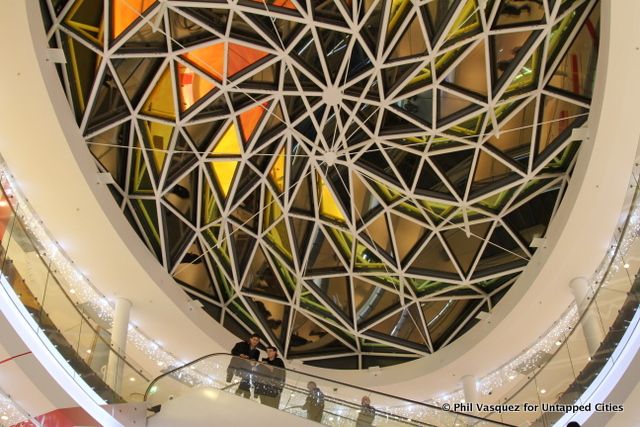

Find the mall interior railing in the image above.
[
  {"left": 144, "top": 353, "right": 513, "bottom": 427},
  {"left": 479, "top": 165, "right": 640, "bottom": 427},
  {"left": 0, "top": 175, "right": 150, "bottom": 404}
]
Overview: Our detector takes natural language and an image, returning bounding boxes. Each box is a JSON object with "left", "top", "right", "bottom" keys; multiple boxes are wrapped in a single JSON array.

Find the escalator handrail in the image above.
[{"left": 143, "top": 352, "right": 514, "bottom": 426}]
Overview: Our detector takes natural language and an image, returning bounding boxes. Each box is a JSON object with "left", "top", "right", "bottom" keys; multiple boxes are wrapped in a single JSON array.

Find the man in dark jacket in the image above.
[
  {"left": 356, "top": 395, "right": 375, "bottom": 426},
  {"left": 227, "top": 333, "right": 260, "bottom": 398},
  {"left": 302, "top": 381, "right": 324, "bottom": 422},
  {"left": 254, "top": 346, "right": 286, "bottom": 408}
]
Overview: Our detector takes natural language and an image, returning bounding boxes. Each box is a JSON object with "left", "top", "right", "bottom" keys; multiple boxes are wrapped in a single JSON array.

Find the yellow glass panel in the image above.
[
  {"left": 177, "top": 62, "right": 215, "bottom": 112},
  {"left": 142, "top": 67, "right": 176, "bottom": 120},
  {"left": 319, "top": 175, "right": 345, "bottom": 221},
  {"left": 143, "top": 121, "right": 173, "bottom": 173},
  {"left": 202, "top": 180, "right": 219, "bottom": 225},
  {"left": 212, "top": 124, "right": 242, "bottom": 155},
  {"left": 210, "top": 161, "right": 238, "bottom": 197},
  {"left": 112, "top": 0, "right": 157, "bottom": 39},
  {"left": 270, "top": 148, "right": 286, "bottom": 192}
]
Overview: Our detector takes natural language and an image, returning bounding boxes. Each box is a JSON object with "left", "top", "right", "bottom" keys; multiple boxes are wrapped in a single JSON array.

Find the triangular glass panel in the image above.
[
  {"left": 415, "top": 160, "right": 453, "bottom": 198},
  {"left": 381, "top": 62, "right": 421, "bottom": 96},
  {"left": 246, "top": 297, "right": 291, "bottom": 350},
  {"left": 168, "top": 8, "right": 217, "bottom": 49},
  {"left": 311, "top": 0, "right": 349, "bottom": 27},
  {"left": 541, "top": 140, "right": 580, "bottom": 174},
  {"left": 229, "top": 12, "right": 271, "bottom": 47},
  {"left": 471, "top": 224, "right": 528, "bottom": 278},
  {"left": 346, "top": 41, "right": 374, "bottom": 80},
  {"left": 113, "top": 57, "right": 163, "bottom": 108},
  {"left": 130, "top": 198, "right": 162, "bottom": 258},
  {"left": 423, "top": 0, "right": 458, "bottom": 45},
  {"left": 361, "top": 213, "right": 393, "bottom": 256},
  {"left": 305, "top": 227, "right": 348, "bottom": 274},
  {"left": 316, "top": 28, "right": 350, "bottom": 83},
  {"left": 141, "top": 66, "right": 176, "bottom": 120},
  {"left": 64, "top": 0, "right": 104, "bottom": 47},
  {"left": 367, "top": 304, "right": 428, "bottom": 350},
  {"left": 228, "top": 189, "right": 260, "bottom": 233},
  {"left": 432, "top": 41, "right": 473, "bottom": 84},
  {"left": 173, "top": 240, "right": 217, "bottom": 296},
  {"left": 490, "top": 30, "right": 536, "bottom": 86},
  {"left": 354, "top": 278, "right": 401, "bottom": 326},
  {"left": 360, "top": 0, "right": 384, "bottom": 52},
  {"left": 442, "top": 39, "right": 488, "bottom": 97},
  {"left": 307, "top": 277, "right": 353, "bottom": 324},
  {"left": 546, "top": 3, "right": 599, "bottom": 98},
  {"left": 430, "top": 148, "right": 476, "bottom": 197},
  {"left": 238, "top": 102, "right": 269, "bottom": 144},
  {"left": 229, "top": 226, "right": 257, "bottom": 276},
  {"left": 546, "top": 1, "right": 590, "bottom": 67},
  {"left": 208, "top": 160, "right": 239, "bottom": 198},
  {"left": 182, "top": 42, "right": 225, "bottom": 81},
  {"left": 183, "top": 119, "right": 225, "bottom": 151},
  {"left": 227, "top": 43, "right": 270, "bottom": 78},
  {"left": 193, "top": 94, "right": 231, "bottom": 121},
  {"left": 442, "top": 0, "right": 482, "bottom": 47},
  {"left": 88, "top": 121, "right": 130, "bottom": 188},
  {"left": 61, "top": 34, "right": 101, "bottom": 122},
  {"left": 179, "top": 7, "right": 229, "bottom": 35},
  {"left": 392, "top": 90, "right": 434, "bottom": 128},
  {"left": 85, "top": 68, "right": 129, "bottom": 134},
  {"left": 380, "top": 109, "right": 422, "bottom": 136},
  {"left": 493, "top": 0, "right": 545, "bottom": 29},
  {"left": 288, "top": 310, "right": 354, "bottom": 357},
  {"left": 436, "top": 88, "right": 481, "bottom": 127},
  {"left": 129, "top": 138, "right": 155, "bottom": 194},
  {"left": 422, "top": 299, "right": 471, "bottom": 347},
  {"left": 210, "top": 123, "right": 242, "bottom": 156},
  {"left": 111, "top": 0, "right": 157, "bottom": 41},
  {"left": 265, "top": 218, "right": 294, "bottom": 261},
  {"left": 165, "top": 131, "right": 198, "bottom": 183},
  {"left": 502, "top": 42, "right": 544, "bottom": 98},
  {"left": 288, "top": 217, "right": 315, "bottom": 257},
  {"left": 408, "top": 234, "right": 460, "bottom": 279},
  {"left": 441, "top": 222, "right": 491, "bottom": 275},
  {"left": 503, "top": 182, "right": 559, "bottom": 244},
  {"left": 139, "top": 119, "right": 174, "bottom": 179},
  {"left": 535, "top": 94, "right": 588, "bottom": 162},
  {"left": 486, "top": 98, "right": 535, "bottom": 170},
  {"left": 163, "top": 166, "right": 197, "bottom": 223},
  {"left": 175, "top": 61, "right": 216, "bottom": 115},
  {"left": 470, "top": 149, "right": 519, "bottom": 197},
  {"left": 117, "top": 19, "right": 168, "bottom": 53},
  {"left": 351, "top": 172, "right": 383, "bottom": 220},
  {"left": 389, "top": 12, "right": 427, "bottom": 61},
  {"left": 161, "top": 203, "right": 195, "bottom": 270},
  {"left": 290, "top": 172, "right": 314, "bottom": 215}
]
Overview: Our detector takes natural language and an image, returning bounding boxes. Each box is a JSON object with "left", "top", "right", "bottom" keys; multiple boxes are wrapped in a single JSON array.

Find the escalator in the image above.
[{"left": 144, "top": 353, "right": 512, "bottom": 427}]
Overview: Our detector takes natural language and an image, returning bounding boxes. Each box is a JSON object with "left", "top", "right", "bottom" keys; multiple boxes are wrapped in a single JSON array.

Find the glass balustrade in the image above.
[
  {"left": 145, "top": 353, "right": 510, "bottom": 427},
  {"left": 0, "top": 175, "right": 149, "bottom": 403},
  {"left": 481, "top": 166, "right": 640, "bottom": 426}
]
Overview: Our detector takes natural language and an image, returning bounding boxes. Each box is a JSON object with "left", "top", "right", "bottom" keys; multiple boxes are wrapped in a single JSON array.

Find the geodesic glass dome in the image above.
[{"left": 40, "top": 0, "right": 599, "bottom": 368}]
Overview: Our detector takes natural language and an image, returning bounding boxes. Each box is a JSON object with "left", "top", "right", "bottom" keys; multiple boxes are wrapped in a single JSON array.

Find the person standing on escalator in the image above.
[
  {"left": 254, "top": 346, "right": 286, "bottom": 408},
  {"left": 227, "top": 333, "right": 260, "bottom": 398},
  {"left": 302, "top": 381, "right": 325, "bottom": 422}
]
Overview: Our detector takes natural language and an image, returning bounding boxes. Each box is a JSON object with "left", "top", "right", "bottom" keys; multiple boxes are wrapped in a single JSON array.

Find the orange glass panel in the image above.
[
  {"left": 228, "top": 43, "right": 269, "bottom": 77},
  {"left": 239, "top": 103, "right": 268, "bottom": 142},
  {"left": 112, "top": 0, "right": 157, "bottom": 39},
  {"left": 142, "top": 66, "right": 176, "bottom": 120},
  {"left": 250, "top": 0, "right": 297, "bottom": 10},
  {"left": 176, "top": 62, "right": 216, "bottom": 112},
  {"left": 183, "top": 43, "right": 225, "bottom": 80}
]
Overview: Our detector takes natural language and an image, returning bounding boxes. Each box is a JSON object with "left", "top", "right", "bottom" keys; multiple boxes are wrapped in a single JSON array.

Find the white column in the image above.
[
  {"left": 569, "top": 277, "right": 604, "bottom": 355},
  {"left": 106, "top": 298, "right": 131, "bottom": 393},
  {"left": 462, "top": 375, "right": 478, "bottom": 403}
]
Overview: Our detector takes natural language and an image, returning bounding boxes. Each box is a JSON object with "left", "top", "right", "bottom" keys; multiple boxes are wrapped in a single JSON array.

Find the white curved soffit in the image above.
[{"left": 0, "top": 0, "right": 639, "bottom": 399}]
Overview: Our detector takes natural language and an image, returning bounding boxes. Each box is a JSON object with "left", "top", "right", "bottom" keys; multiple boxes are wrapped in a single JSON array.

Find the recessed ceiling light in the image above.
[
  {"left": 540, "top": 389, "right": 546, "bottom": 394},
  {"left": 555, "top": 340, "right": 562, "bottom": 346},
  {"left": 129, "top": 377, "right": 136, "bottom": 382},
  {"left": 157, "top": 361, "right": 163, "bottom": 366},
  {"left": 69, "top": 288, "right": 76, "bottom": 294},
  {"left": 1, "top": 415, "right": 8, "bottom": 421},
  {"left": 86, "top": 349, "right": 91, "bottom": 353},
  {"left": 508, "top": 375, "right": 516, "bottom": 380},
  {"left": 624, "top": 263, "right": 630, "bottom": 269}
]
